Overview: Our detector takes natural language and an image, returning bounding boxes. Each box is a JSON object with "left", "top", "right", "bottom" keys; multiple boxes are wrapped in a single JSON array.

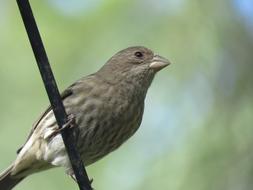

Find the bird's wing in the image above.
[{"left": 16, "top": 88, "right": 73, "bottom": 154}]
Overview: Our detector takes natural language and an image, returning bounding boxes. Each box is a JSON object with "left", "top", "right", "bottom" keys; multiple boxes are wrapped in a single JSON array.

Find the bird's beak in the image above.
[{"left": 149, "top": 55, "right": 171, "bottom": 72}]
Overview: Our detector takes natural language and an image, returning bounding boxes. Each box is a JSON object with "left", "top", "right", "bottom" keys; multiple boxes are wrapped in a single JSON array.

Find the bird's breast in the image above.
[{"left": 76, "top": 84, "right": 145, "bottom": 165}]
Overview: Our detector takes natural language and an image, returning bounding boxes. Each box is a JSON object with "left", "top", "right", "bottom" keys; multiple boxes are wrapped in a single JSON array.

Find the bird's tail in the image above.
[{"left": 0, "top": 164, "right": 25, "bottom": 190}]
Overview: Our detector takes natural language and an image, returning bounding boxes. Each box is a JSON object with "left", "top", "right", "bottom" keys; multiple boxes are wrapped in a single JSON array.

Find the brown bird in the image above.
[{"left": 0, "top": 46, "right": 170, "bottom": 190}]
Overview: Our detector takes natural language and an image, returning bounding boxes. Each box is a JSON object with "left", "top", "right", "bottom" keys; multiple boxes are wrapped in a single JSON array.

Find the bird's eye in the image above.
[{"left": 134, "top": 51, "right": 143, "bottom": 58}]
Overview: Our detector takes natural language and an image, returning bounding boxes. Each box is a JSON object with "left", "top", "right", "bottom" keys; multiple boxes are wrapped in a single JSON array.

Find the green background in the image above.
[{"left": 0, "top": 0, "right": 253, "bottom": 189}]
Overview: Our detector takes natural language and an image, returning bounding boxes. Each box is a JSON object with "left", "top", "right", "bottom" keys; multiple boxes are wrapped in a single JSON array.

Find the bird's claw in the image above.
[
  {"left": 56, "top": 114, "right": 76, "bottom": 133},
  {"left": 47, "top": 114, "right": 77, "bottom": 139},
  {"left": 89, "top": 178, "right": 94, "bottom": 185},
  {"left": 70, "top": 173, "right": 94, "bottom": 189}
]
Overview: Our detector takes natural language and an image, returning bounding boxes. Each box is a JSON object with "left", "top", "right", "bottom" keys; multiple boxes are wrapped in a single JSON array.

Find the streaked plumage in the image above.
[{"left": 0, "top": 46, "right": 170, "bottom": 190}]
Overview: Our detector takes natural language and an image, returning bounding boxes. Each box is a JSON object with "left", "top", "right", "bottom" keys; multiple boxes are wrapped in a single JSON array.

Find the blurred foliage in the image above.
[{"left": 0, "top": 0, "right": 252, "bottom": 190}]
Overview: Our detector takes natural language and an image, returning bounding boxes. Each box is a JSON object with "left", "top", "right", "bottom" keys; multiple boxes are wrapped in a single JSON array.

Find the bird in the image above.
[{"left": 0, "top": 46, "right": 170, "bottom": 190}]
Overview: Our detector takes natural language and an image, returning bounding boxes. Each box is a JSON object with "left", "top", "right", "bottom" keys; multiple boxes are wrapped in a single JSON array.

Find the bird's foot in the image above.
[
  {"left": 70, "top": 173, "right": 94, "bottom": 189},
  {"left": 48, "top": 114, "right": 77, "bottom": 139},
  {"left": 56, "top": 114, "right": 76, "bottom": 133},
  {"left": 89, "top": 178, "right": 94, "bottom": 185}
]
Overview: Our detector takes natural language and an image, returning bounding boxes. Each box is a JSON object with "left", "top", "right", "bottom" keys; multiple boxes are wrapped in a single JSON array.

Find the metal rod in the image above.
[{"left": 16, "top": 0, "right": 92, "bottom": 189}]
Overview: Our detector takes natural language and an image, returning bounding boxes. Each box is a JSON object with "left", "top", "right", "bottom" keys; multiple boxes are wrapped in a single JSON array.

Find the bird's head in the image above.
[{"left": 98, "top": 46, "right": 171, "bottom": 89}]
